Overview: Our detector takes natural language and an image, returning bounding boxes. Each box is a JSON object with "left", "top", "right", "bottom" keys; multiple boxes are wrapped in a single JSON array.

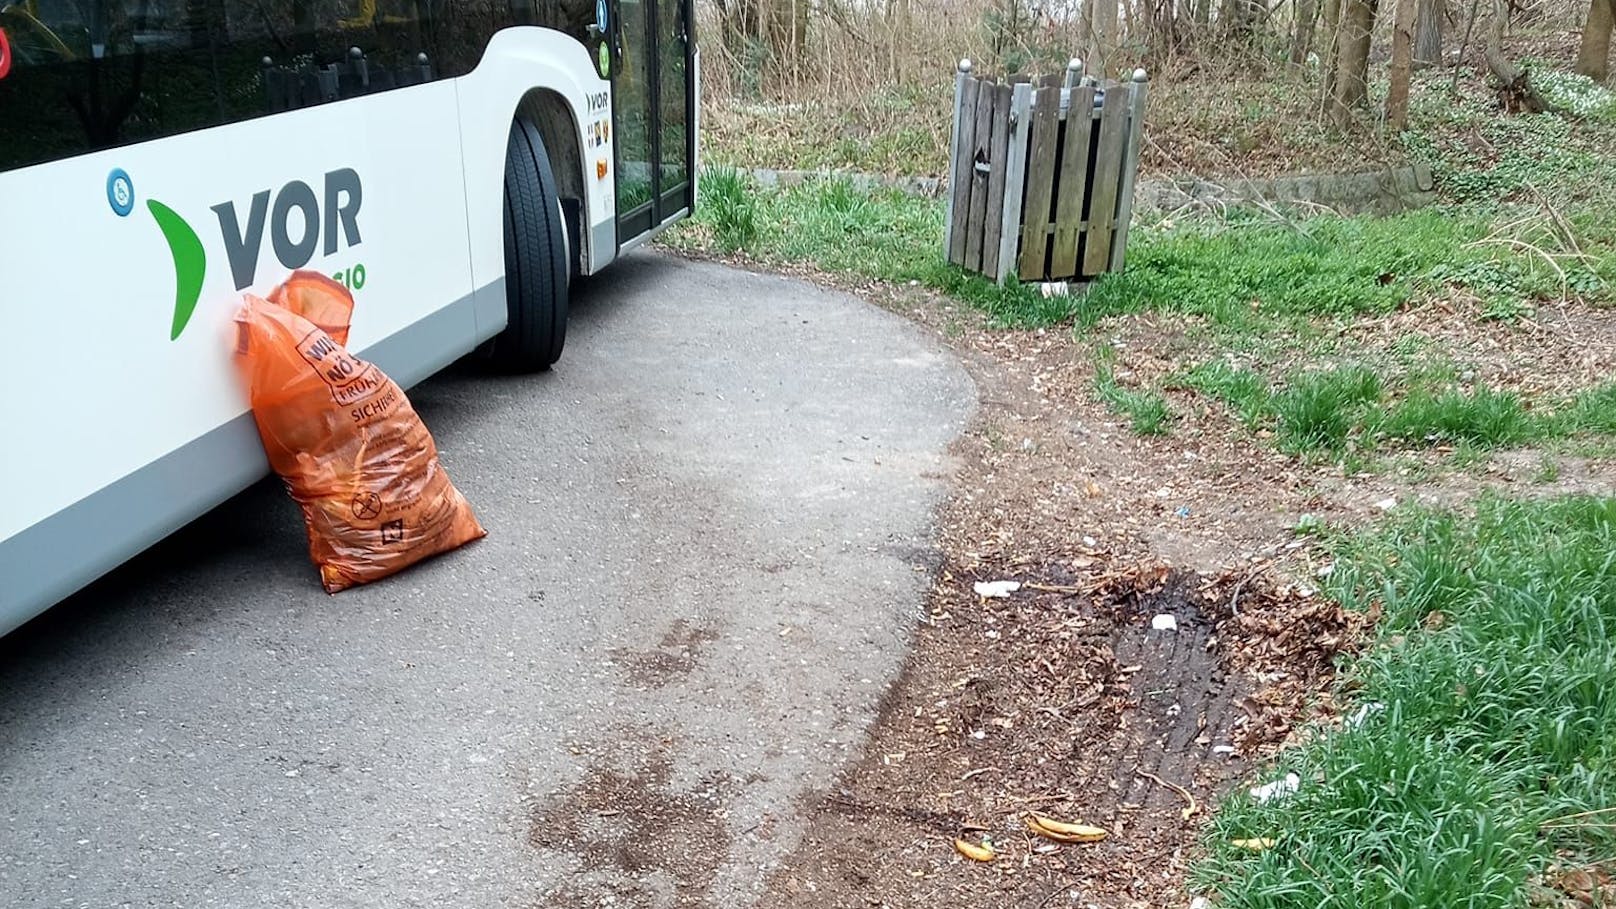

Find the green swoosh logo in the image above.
[{"left": 147, "top": 199, "right": 206, "bottom": 340}]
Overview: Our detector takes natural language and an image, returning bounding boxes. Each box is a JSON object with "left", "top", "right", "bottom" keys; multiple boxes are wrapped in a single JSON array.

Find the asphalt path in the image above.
[{"left": 0, "top": 252, "right": 975, "bottom": 908}]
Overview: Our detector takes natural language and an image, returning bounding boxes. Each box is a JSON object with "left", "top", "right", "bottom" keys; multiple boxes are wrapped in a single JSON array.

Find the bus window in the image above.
[{"left": 0, "top": 0, "right": 442, "bottom": 173}]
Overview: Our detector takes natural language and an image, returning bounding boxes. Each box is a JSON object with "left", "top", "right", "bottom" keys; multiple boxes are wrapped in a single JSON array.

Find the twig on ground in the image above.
[
  {"left": 1230, "top": 561, "right": 1274, "bottom": 616},
  {"left": 1135, "top": 767, "right": 1200, "bottom": 819},
  {"left": 1034, "top": 884, "right": 1076, "bottom": 909}
]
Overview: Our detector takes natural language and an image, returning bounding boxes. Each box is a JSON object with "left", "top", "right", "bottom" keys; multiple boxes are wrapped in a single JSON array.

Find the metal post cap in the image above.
[
  {"left": 1068, "top": 58, "right": 1083, "bottom": 72},
  {"left": 1132, "top": 68, "right": 1148, "bottom": 82},
  {"left": 958, "top": 58, "right": 973, "bottom": 72}
]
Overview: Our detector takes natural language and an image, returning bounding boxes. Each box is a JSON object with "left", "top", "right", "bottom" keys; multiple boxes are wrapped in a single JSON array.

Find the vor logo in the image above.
[{"left": 112, "top": 168, "right": 365, "bottom": 340}]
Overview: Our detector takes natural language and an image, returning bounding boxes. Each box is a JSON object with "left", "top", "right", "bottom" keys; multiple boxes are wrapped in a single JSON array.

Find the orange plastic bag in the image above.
[
  {"left": 233, "top": 275, "right": 485, "bottom": 592},
  {"left": 266, "top": 271, "right": 355, "bottom": 346}
]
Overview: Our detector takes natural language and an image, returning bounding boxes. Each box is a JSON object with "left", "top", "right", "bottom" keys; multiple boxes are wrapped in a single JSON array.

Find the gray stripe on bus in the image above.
[
  {"left": 0, "top": 282, "right": 500, "bottom": 637},
  {"left": 591, "top": 217, "right": 615, "bottom": 273}
]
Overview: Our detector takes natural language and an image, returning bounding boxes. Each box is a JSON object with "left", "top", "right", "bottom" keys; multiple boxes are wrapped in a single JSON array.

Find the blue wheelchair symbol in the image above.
[
  {"left": 107, "top": 169, "right": 135, "bottom": 217},
  {"left": 596, "top": 0, "right": 608, "bottom": 32}
]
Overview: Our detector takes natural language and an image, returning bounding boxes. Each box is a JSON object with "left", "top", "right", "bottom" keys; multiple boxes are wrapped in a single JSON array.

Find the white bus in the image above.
[{"left": 0, "top": 0, "right": 697, "bottom": 634}]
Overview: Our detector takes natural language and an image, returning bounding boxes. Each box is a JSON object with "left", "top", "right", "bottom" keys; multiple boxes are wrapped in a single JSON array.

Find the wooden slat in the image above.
[
  {"left": 947, "top": 75, "right": 981, "bottom": 267},
  {"left": 981, "top": 83, "right": 1013, "bottom": 279},
  {"left": 1048, "top": 84, "right": 1096, "bottom": 279},
  {"left": 1017, "top": 85, "right": 1062, "bottom": 282},
  {"left": 942, "top": 64, "right": 972, "bottom": 261},
  {"left": 1039, "top": 72, "right": 1063, "bottom": 88},
  {"left": 994, "top": 82, "right": 1035, "bottom": 285},
  {"left": 1108, "top": 75, "right": 1150, "bottom": 271},
  {"left": 964, "top": 77, "right": 995, "bottom": 271},
  {"left": 1081, "top": 84, "right": 1130, "bottom": 277}
]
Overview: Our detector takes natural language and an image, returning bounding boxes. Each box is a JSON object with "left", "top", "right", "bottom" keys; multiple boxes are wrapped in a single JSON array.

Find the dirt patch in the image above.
[
  {"left": 609, "top": 620, "right": 721, "bottom": 688},
  {"left": 763, "top": 561, "right": 1359, "bottom": 908},
  {"left": 530, "top": 747, "right": 732, "bottom": 908}
]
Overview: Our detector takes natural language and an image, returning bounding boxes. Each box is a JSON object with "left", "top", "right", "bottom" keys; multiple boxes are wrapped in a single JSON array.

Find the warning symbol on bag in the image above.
[
  {"left": 351, "top": 492, "right": 382, "bottom": 520},
  {"left": 380, "top": 519, "right": 405, "bottom": 544}
]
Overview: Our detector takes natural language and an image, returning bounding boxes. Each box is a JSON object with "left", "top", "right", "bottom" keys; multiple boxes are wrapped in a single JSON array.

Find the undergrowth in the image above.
[
  {"left": 668, "top": 166, "right": 1070, "bottom": 327},
  {"left": 1196, "top": 495, "right": 1616, "bottom": 909}
]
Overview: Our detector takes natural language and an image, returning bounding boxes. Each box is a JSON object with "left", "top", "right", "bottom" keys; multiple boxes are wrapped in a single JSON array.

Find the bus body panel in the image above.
[
  {"left": 456, "top": 26, "right": 616, "bottom": 336},
  {"left": 0, "top": 81, "right": 477, "bottom": 633}
]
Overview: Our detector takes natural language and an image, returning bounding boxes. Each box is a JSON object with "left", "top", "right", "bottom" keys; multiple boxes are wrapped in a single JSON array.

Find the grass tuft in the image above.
[
  {"left": 700, "top": 166, "right": 760, "bottom": 252},
  {"left": 1176, "top": 361, "right": 1271, "bottom": 428},
  {"left": 1372, "top": 385, "right": 1535, "bottom": 447},
  {"left": 1271, "top": 366, "right": 1383, "bottom": 454},
  {"left": 1556, "top": 382, "right": 1616, "bottom": 436},
  {"left": 1094, "top": 353, "right": 1172, "bottom": 436}
]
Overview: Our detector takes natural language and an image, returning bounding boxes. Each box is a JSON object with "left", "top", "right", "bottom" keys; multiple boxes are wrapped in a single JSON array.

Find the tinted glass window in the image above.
[{"left": 0, "top": 0, "right": 593, "bottom": 173}]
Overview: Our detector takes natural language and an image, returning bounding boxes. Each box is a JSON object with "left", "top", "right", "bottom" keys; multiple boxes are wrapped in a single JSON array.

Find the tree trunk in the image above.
[
  {"left": 1575, "top": 0, "right": 1613, "bottom": 81},
  {"left": 1485, "top": 0, "right": 1553, "bottom": 111},
  {"left": 1330, "top": 0, "right": 1378, "bottom": 125},
  {"left": 1320, "top": 0, "right": 1343, "bottom": 106},
  {"left": 1086, "top": 0, "right": 1119, "bottom": 73},
  {"left": 1219, "top": 0, "right": 1240, "bottom": 29},
  {"left": 1387, "top": 0, "right": 1418, "bottom": 128},
  {"left": 1415, "top": 0, "right": 1443, "bottom": 65},
  {"left": 762, "top": 0, "right": 808, "bottom": 82},
  {"left": 1291, "top": 0, "right": 1320, "bottom": 64}
]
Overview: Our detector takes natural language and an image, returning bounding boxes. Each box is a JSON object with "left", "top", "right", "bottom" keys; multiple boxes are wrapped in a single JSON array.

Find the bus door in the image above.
[{"left": 610, "top": 0, "right": 693, "bottom": 246}]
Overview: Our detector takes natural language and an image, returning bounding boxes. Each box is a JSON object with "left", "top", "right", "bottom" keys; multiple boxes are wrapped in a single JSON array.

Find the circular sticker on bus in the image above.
[{"left": 107, "top": 169, "right": 135, "bottom": 217}]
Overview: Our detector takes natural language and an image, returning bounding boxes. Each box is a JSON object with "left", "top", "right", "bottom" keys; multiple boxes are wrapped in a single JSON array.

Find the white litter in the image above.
[
  {"left": 1151, "top": 614, "right": 1178, "bottom": 632},
  {"left": 1212, "top": 744, "right": 1236, "bottom": 756},
  {"left": 973, "top": 580, "right": 1021, "bottom": 598},
  {"left": 1373, "top": 496, "right": 1398, "bottom": 511},
  {"left": 1249, "top": 772, "right": 1301, "bottom": 803},
  {"left": 1346, "top": 702, "right": 1386, "bottom": 728},
  {"left": 1190, "top": 897, "right": 1212, "bottom": 909}
]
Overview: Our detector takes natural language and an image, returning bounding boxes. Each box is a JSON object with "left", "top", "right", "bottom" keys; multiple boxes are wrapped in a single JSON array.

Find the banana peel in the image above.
[
  {"left": 1025, "top": 812, "right": 1108, "bottom": 843},
  {"left": 954, "top": 837, "right": 997, "bottom": 862}
]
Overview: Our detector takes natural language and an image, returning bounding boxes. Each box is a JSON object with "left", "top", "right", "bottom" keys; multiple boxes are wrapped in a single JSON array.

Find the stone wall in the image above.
[{"left": 728, "top": 163, "right": 1438, "bottom": 216}]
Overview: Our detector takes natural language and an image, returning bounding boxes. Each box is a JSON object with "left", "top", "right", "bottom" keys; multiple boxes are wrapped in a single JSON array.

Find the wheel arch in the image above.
[
  {"left": 515, "top": 87, "right": 585, "bottom": 274},
  {"left": 454, "top": 27, "right": 613, "bottom": 343}
]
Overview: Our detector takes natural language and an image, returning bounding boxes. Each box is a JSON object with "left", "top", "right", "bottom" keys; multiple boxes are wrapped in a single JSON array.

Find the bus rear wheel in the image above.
[{"left": 485, "top": 117, "right": 569, "bottom": 373}]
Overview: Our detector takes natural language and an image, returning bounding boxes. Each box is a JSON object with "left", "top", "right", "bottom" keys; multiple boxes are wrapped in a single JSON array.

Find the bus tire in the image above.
[{"left": 485, "top": 117, "right": 568, "bottom": 373}]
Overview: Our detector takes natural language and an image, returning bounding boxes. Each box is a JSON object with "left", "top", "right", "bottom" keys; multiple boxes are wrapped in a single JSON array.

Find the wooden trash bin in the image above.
[{"left": 944, "top": 59, "right": 1148, "bottom": 286}]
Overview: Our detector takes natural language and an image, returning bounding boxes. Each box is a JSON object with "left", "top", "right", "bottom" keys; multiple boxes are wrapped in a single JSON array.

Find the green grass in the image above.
[
  {"left": 1371, "top": 385, "right": 1535, "bottom": 447},
  {"left": 675, "top": 168, "right": 1609, "bottom": 339},
  {"left": 1094, "top": 352, "right": 1172, "bottom": 435},
  {"left": 1081, "top": 212, "right": 1494, "bottom": 330},
  {"left": 1174, "top": 361, "right": 1271, "bottom": 428},
  {"left": 1556, "top": 382, "right": 1616, "bottom": 436},
  {"left": 700, "top": 166, "right": 760, "bottom": 252},
  {"left": 1272, "top": 366, "right": 1384, "bottom": 454},
  {"left": 1166, "top": 367, "right": 1616, "bottom": 458},
  {"left": 670, "top": 167, "right": 1071, "bottom": 327},
  {"left": 1196, "top": 496, "right": 1616, "bottom": 909}
]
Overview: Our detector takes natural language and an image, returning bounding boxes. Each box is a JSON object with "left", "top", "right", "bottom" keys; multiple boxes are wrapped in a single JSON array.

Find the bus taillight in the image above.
[{"left": 0, "top": 26, "right": 11, "bottom": 81}]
